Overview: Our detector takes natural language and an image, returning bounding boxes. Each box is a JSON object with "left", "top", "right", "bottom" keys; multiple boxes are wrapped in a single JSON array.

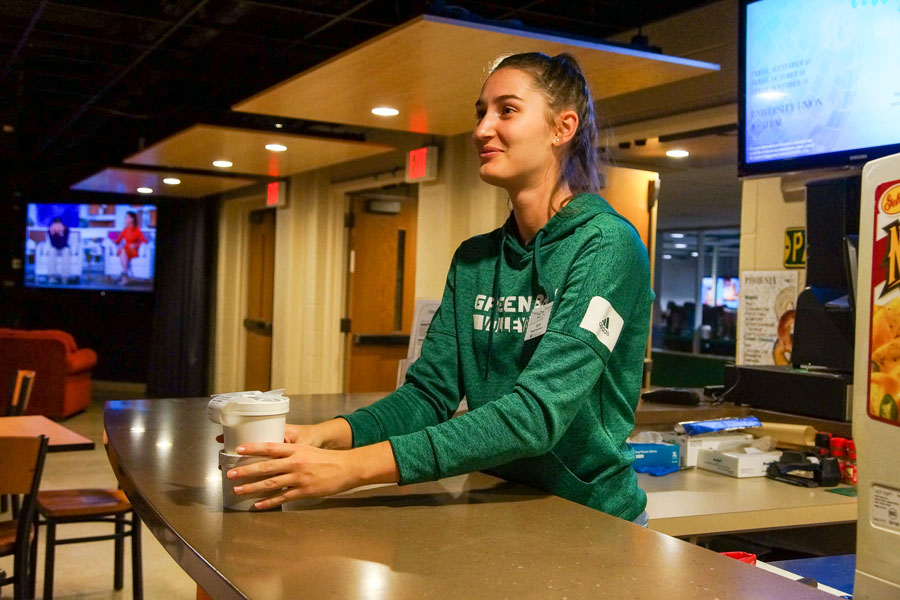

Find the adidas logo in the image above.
[{"left": 598, "top": 316, "right": 610, "bottom": 336}]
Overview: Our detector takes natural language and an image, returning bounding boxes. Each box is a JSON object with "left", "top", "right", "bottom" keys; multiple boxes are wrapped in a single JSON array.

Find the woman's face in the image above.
[
  {"left": 473, "top": 68, "right": 558, "bottom": 192},
  {"left": 126, "top": 214, "right": 136, "bottom": 227}
]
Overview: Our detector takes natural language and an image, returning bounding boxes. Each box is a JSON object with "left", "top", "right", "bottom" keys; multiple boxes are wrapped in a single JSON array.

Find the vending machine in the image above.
[{"left": 855, "top": 152, "right": 900, "bottom": 598}]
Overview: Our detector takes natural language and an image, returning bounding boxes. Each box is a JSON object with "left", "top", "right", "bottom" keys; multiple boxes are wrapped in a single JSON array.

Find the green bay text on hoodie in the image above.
[{"left": 342, "top": 193, "right": 654, "bottom": 520}]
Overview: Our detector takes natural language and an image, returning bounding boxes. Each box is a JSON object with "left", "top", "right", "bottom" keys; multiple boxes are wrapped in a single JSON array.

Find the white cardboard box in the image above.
[
  {"left": 697, "top": 448, "right": 783, "bottom": 478},
  {"left": 660, "top": 432, "right": 755, "bottom": 467}
]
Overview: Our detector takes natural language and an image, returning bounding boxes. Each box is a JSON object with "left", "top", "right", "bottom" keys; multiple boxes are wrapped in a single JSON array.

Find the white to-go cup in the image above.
[
  {"left": 219, "top": 451, "right": 271, "bottom": 511},
  {"left": 208, "top": 390, "right": 290, "bottom": 453}
]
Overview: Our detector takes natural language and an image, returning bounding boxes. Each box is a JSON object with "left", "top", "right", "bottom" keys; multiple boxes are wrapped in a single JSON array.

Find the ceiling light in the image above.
[
  {"left": 662, "top": 254, "right": 672, "bottom": 260},
  {"left": 265, "top": 143, "right": 287, "bottom": 152},
  {"left": 670, "top": 233, "right": 684, "bottom": 239},
  {"left": 162, "top": 178, "right": 181, "bottom": 185},
  {"left": 371, "top": 107, "right": 399, "bottom": 117},
  {"left": 137, "top": 187, "right": 153, "bottom": 194},
  {"left": 691, "top": 251, "right": 699, "bottom": 257},
  {"left": 274, "top": 123, "right": 283, "bottom": 128},
  {"left": 213, "top": 160, "right": 233, "bottom": 168},
  {"left": 674, "top": 243, "right": 687, "bottom": 249},
  {"left": 666, "top": 149, "right": 689, "bottom": 158}
]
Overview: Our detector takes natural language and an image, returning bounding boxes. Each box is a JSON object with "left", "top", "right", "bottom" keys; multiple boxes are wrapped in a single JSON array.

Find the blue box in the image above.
[{"left": 628, "top": 443, "right": 680, "bottom": 469}]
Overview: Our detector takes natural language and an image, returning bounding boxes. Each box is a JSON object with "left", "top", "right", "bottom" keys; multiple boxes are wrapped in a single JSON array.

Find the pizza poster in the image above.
[{"left": 868, "top": 177, "right": 900, "bottom": 427}]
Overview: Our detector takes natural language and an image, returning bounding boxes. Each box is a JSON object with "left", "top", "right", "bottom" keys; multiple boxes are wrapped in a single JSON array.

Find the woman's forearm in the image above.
[
  {"left": 316, "top": 418, "right": 354, "bottom": 449},
  {"left": 349, "top": 441, "right": 400, "bottom": 485}
]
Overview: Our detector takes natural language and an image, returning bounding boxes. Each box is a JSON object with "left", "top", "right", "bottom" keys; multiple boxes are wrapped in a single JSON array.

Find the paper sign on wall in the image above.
[{"left": 738, "top": 270, "right": 799, "bottom": 366}]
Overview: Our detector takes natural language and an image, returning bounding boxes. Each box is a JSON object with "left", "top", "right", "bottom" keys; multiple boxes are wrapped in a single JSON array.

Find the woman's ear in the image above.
[{"left": 554, "top": 109, "right": 579, "bottom": 146}]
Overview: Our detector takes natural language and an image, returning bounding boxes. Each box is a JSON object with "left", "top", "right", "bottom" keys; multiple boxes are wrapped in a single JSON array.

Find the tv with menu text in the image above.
[{"left": 739, "top": 0, "right": 900, "bottom": 177}]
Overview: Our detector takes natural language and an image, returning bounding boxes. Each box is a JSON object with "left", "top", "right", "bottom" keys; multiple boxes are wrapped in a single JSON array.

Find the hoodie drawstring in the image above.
[
  {"left": 533, "top": 229, "right": 553, "bottom": 303},
  {"left": 484, "top": 226, "right": 506, "bottom": 380}
]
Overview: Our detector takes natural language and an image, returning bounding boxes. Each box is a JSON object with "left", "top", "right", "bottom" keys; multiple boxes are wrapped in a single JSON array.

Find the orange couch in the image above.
[{"left": 0, "top": 328, "right": 97, "bottom": 418}]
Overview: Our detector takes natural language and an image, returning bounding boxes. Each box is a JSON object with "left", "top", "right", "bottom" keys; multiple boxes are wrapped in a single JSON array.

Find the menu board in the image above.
[{"left": 738, "top": 270, "right": 799, "bottom": 366}]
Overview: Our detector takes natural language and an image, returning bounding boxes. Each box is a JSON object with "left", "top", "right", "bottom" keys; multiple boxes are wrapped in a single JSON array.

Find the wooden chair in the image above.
[
  {"left": 36, "top": 487, "right": 143, "bottom": 600},
  {"left": 1, "top": 370, "right": 37, "bottom": 517},
  {"left": 0, "top": 435, "right": 49, "bottom": 600},
  {"left": 6, "top": 369, "right": 36, "bottom": 416}
]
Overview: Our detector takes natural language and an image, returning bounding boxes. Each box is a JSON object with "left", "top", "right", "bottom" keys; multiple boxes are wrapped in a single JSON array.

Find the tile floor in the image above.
[{"left": 1, "top": 383, "right": 196, "bottom": 599}]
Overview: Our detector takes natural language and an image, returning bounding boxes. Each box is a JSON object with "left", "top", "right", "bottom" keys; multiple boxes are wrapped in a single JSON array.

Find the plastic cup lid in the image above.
[{"left": 208, "top": 389, "right": 289, "bottom": 423}]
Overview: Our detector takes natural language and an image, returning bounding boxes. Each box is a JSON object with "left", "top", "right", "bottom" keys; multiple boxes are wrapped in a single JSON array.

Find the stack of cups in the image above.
[{"left": 208, "top": 389, "right": 290, "bottom": 510}]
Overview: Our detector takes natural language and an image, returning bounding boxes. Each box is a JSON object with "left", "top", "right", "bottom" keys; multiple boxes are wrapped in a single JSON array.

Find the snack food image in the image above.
[{"left": 870, "top": 300, "right": 900, "bottom": 422}]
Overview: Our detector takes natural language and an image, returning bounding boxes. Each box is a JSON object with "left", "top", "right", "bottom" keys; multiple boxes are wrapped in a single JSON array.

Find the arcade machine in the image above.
[{"left": 855, "top": 151, "right": 900, "bottom": 598}]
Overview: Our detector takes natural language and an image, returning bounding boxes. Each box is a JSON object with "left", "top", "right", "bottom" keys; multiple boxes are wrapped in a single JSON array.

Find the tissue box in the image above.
[
  {"left": 697, "top": 448, "right": 783, "bottom": 478},
  {"left": 660, "top": 432, "right": 755, "bottom": 467},
  {"left": 628, "top": 443, "right": 680, "bottom": 470}
]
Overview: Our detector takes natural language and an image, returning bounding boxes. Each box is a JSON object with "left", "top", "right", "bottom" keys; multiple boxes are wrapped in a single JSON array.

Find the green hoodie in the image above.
[{"left": 342, "top": 193, "right": 654, "bottom": 520}]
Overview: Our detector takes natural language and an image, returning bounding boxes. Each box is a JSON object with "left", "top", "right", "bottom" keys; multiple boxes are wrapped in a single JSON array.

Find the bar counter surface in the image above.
[{"left": 104, "top": 395, "right": 832, "bottom": 599}]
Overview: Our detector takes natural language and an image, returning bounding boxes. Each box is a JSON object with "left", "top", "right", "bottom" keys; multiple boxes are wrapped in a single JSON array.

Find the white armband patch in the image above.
[{"left": 579, "top": 296, "right": 624, "bottom": 352}]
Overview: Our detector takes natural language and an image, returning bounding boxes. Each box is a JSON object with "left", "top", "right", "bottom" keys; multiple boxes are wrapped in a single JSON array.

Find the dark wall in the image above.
[{"left": 18, "top": 288, "right": 154, "bottom": 382}]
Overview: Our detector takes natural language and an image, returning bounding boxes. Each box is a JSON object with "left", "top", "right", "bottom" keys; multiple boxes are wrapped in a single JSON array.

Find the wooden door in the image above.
[
  {"left": 243, "top": 209, "right": 275, "bottom": 391},
  {"left": 346, "top": 194, "right": 417, "bottom": 392}
]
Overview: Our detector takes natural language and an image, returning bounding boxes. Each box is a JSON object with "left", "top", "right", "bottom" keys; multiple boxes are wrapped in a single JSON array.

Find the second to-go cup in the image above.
[{"left": 208, "top": 389, "right": 290, "bottom": 453}]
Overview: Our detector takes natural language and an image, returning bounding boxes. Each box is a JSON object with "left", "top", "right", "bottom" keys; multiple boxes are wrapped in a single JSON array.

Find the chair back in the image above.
[
  {"left": 0, "top": 435, "right": 48, "bottom": 597},
  {"left": 7, "top": 370, "right": 36, "bottom": 416},
  {"left": 0, "top": 436, "right": 48, "bottom": 497}
]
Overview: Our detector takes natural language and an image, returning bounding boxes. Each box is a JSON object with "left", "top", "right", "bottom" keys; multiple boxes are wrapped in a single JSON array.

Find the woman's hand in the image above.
[
  {"left": 216, "top": 418, "right": 352, "bottom": 447},
  {"left": 227, "top": 440, "right": 399, "bottom": 510},
  {"left": 285, "top": 419, "right": 353, "bottom": 449}
]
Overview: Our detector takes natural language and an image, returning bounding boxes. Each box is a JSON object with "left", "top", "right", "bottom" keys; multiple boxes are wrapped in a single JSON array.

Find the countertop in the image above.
[{"left": 105, "top": 394, "right": 832, "bottom": 599}]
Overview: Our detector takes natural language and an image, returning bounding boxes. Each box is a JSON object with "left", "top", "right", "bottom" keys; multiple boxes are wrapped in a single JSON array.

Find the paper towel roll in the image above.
[{"left": 742, "top": 422, "right": 817, "bottom": 447}]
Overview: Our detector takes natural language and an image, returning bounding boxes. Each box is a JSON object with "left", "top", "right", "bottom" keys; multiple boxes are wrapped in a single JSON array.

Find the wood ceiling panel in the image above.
[
  {"left": 234, "top": 15, "right": 720, "bottom": 135},
  {"left": 71, "top": 167, "right": 256, "bottom": 198},
  {"left": 124, "top": 125, "right": 394, "bottom": 176}
]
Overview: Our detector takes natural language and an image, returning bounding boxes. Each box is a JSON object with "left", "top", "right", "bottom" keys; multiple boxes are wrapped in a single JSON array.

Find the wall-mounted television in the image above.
[
  {"left": 701, "top": 276, "right": 740, "bottom": 310},
  {"left": 24, "top": 203, "right": 157, "bottom": 292},
  {"left": 739, "top": 0, "right": 900, "bottom": 177}
]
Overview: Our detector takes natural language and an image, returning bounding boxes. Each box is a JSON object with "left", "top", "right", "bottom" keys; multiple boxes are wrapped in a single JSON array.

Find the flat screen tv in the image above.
[
  {"left": 739, "top": 0, "right": 900, "bottom": 177},
  {"left": 701, "top": 276, "right": 740, "bottom": 309},
  {"left": 24, "top": 203, "right": 157, "bottom": 292}
]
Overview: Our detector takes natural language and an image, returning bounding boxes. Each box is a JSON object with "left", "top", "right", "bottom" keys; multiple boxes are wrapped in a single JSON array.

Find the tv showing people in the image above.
[
  {"left": 741, "top": 0, "right": 900, "bottom": 175},
  {"left": 24, "top": 203, "right": 157, "bottom": 291},
  {"left": 701, "top": 276, "right": 740, "bottom": 309}
]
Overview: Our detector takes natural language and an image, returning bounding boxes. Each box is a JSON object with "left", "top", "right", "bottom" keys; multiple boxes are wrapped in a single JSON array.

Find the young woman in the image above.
[
  {"left": 228, "top": 52, "right": 654, "bottom": 524},
  {"left": 114, "top": 211, "right": 147, "bottom": 284}
]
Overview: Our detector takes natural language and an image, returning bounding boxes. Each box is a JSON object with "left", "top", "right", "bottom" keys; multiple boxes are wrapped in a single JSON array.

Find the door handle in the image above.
[
  {"left": 353, "top": 334, "right": 410, "bottom": 346},
  {"left": 243, "top": 318, "right": 273, "bottom": 336}
]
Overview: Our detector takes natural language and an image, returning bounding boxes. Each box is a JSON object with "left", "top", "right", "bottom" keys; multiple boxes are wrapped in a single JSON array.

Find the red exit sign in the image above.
[{"left": 405, "top": 146, "right": 438, "bottom": 183}]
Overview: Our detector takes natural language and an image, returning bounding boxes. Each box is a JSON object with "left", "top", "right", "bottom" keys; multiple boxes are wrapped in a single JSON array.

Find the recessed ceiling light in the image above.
[
  {"left": 662, "top": 254, "right": 672, "bottom": 260},
  {"left": 371, "top": 107, "right": 399, "bottom": 117},
  {"left": 691, "top": 251, "right": 699, "bottom": 257},
  {"left": 213, "top": 160, "right": 233, "bottom": 168},
  {"left": 670, "top": 233, "right": 684, "bottom": 239},
  {"left": 674, "top": 243, "right": 687, "bottom": 249},
  {"left": 666, "top": 149, "right": 690, "bottom": 158},
  {"left": 162, "top": 178, "right": 181, "bottom": 185},
  {"left": 265, "top": 144, "right": 287, "bottom": 152},
  {"left": 137, "top": 187, "right": 153, "bottom": 194},
  {"left": 274, "top": 123, "right": 283, "bottom": 129}
]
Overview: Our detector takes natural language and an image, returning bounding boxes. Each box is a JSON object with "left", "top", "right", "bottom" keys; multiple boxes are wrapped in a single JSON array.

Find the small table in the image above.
[{"left": 0, "top": 415, "right": 95, "bottom": 452}]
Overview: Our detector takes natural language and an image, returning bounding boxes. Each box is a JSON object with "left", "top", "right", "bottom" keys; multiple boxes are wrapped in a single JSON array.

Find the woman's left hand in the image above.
[{"left": 228, "top": 440, "right": 399, "bottom": 510}]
